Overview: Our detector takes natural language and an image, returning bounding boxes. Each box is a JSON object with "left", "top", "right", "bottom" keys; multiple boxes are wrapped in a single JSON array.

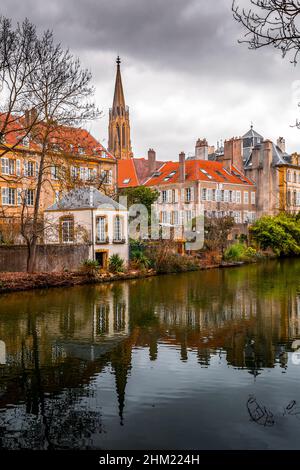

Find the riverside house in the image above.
[{"left": 44, "top": 187, "right": 129, "bottom": 268}]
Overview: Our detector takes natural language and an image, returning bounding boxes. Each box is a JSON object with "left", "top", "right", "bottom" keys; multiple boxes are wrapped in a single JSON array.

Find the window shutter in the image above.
[
  {"left": 158, "top": 191, "right": 163, "bottom": 204},
  {"left": 35, "top": 162, "right": 39, "bottom": 178},
  {"left": 167, "top": 190, "right": 172, "bottom": 203},
  {"left": 16, "top": 160, "right": 21, "bottom": 177},
  {"left": 174, "top": 189, "right": 179, "bottom": 203},
  {"left": 1, "top": 187, "right": 8, "bottom": 204},
  {"left": 190, "top": 187, "right": 194, "bottom": 202},
  {"left": 181, "top": 188, "right": 185, "bottom": 203}
]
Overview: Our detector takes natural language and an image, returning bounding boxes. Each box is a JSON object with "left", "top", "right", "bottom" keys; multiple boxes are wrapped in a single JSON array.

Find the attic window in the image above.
[
  {"left": 123, "top": 178, "right": 131, "bottom": 184},
  {"left": 164, "top": 177, "right": 170, "bottom": 181},
  {"left": 200, "top": 168, "right": 212, "bottom": 179},
  {"left": 153, "top": 171, "right": 162, "bottom": 177},
  {"left": 168, "top": 171, "right": 176, "bottom": 177}
]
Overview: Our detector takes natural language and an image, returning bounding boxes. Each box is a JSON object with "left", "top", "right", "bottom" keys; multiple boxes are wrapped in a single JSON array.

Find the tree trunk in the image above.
[{"left": 27, "top": 149, "right": 45, "bottom": 273}]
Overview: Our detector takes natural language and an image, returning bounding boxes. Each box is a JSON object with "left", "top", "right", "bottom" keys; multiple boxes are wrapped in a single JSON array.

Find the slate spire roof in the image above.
[{"left": 112, "top": 56, "right": 126, "bottom": 112}]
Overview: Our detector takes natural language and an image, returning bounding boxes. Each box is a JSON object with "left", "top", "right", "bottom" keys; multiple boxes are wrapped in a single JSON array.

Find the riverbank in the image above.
[{"left": 0, "top": 261, "right": 246, "bottom": 294}]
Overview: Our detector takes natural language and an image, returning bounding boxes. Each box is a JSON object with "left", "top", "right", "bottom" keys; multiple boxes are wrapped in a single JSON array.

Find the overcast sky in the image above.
[{"left": 1, "top": 0, "right": 300, "bottom": 160}]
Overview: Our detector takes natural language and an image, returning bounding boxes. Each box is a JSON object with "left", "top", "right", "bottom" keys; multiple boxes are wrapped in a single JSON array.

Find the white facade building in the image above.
[{"left": 44, "top": 187, "right": 129, "bottom": 268}]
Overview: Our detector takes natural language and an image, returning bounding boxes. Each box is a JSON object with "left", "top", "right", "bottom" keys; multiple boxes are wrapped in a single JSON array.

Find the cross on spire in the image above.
[{"left": 116, "top": 56, "right": 121, "bottom": 66}]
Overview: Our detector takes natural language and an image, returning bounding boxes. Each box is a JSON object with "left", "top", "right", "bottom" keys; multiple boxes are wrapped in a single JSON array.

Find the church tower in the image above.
[{"left": 108, "top": 57, "right": 133, "bottom": 159}]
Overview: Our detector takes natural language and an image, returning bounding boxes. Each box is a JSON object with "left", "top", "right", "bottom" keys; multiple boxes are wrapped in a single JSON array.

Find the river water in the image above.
[{"left": 0, "top": 259, "right": 300, "bottom": 450}]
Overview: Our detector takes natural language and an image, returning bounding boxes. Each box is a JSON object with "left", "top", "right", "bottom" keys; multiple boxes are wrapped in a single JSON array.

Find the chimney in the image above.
[
  {"left": 195, "top": 138, "right": 208, "bottom": 160},
  {"left": 179, "top": 151, "right": 186, "bottom": 183},
  {"left": 223, "top": 137, "right": 243, "bottom": 173},
  {"left": 277, "top": 137, "right": 286, "bottom": 153},
  {"left": 148, "top": 148, "right": 156, "bottom": 175}
]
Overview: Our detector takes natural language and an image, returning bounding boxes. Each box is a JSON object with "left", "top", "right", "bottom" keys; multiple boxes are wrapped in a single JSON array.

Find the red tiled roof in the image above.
[
  {"left": 118, "top": 158, "right": 165, "bottom": 188},
  {"left": 118, "top": 159, "right": 139, "bottom": 188},
  {"left": 144, "top": 160, "right": 254, "bottom": 186},
  {"left": 0, "top": 113, "right": 114, "bottom": 161}
]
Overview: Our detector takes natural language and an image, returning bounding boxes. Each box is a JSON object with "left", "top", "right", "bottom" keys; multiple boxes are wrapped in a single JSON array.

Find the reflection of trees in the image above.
[{"left": 0, "top": 260, "right": 300, "bottom": 448}]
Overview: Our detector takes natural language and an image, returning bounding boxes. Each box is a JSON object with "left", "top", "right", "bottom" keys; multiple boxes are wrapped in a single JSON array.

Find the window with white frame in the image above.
[
  {"left": 26, "top": 189, "right": 34, "bottom": 206},
  {"left": 251, "top": 192, "right": 256, "bottom": 205},
  {"left": 229, "top": 190, "right": 233, "bottom": 203},
  {"left": 161, "top": 211, "right": 168, "bottom": 224},
  {"left": 172, "top": 211, "right": 179, "bottom": 225},
  {"left": 201, "top": 188, "right": 207, "bottom": 201},
  {"left": 186, "top": 187, "right": 191, "bottom": 202},
  {"left": 113, "top": 215, "right": 123, "bottom": 241},
  {"left": 51, "top": 165, "right": 59, "bottom": 180},
  {"left": 234, "top": 211, "right": 242, "bottom": 223},
  {"left": 236, "top": 191, "right": 241, "bottom": 203},
  {"left": 24, "top": 161, "right": 35, "bottom": 177},
  {"left": 224, "top": 190, "right": 229, "bottom": 202},
  {"left": 1, "top": 158, "right": 9, "bottom": 175},
  {"left": 244, "top": 191, "right": 249, "bottom": 204},
  {"left": 162, "top": 190, "right": 167, "bottom": 203},
  {"left": 212, "top": 189, "right": 216, "bottom": 201},
  {"left": 71, "top": 166, "right": 78, "bottom": 179},
  {"left": 96, "top": 216, "right": 107, "bottom": 243},
  {"left": 1, "top": 187, "right": 16, "bottom": 205},
  {"left": 297, "top": 192, "right": 300, "bottom": 206},
  {"left": 60, "top": 217, "right": 74, "bottom": 243},
  {"left": 185, "top": 210, "right": 192, "bottom": 223},
  {"left": 221, "top": 190, "right": 224, "bottom": 202}
]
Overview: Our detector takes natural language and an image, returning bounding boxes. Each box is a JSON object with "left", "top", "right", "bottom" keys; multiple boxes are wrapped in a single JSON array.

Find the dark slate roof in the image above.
[
  {"left": 244, "top": 142, "right": 291, "bottom": 169},
  {"left": 45, "top": 187, "right": 126, "bottom": 211},
  {"left": 242, "top": 127, "right": 264, "bottom": 140}
]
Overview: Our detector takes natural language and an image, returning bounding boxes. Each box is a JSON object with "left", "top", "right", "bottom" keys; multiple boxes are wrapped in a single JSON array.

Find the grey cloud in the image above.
[{"left": 1, "top": 0, "right": 300, "bottom": 159}]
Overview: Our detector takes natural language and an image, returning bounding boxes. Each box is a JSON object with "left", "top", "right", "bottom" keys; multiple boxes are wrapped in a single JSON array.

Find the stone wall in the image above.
[{"left": 0, "top": 244, "right": 90, "bottom": 273}]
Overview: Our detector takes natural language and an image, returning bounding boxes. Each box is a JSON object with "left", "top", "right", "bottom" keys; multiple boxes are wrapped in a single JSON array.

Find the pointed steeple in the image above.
[
  {"left": 112, "top": 57, "right": 126, "bottom": 112},
  {"left": 108, "top": 57, "right": 133, "bottom": 159}
]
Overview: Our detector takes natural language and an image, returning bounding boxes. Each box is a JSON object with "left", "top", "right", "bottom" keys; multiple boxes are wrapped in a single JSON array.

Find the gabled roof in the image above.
[
  {"left": 118, "top": 158, "right": 165, "bottom": 188},
  {"left": 45, "top": 187, "right": 126, "bottom": 212},
  {"left": 144, "top": 160, "right": 254, "bottom": 186}
]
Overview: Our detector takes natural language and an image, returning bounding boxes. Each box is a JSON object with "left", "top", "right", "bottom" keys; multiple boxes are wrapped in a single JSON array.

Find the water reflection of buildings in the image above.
[{"left": 0, "top": 268, "right": 300, "bottom": 448}]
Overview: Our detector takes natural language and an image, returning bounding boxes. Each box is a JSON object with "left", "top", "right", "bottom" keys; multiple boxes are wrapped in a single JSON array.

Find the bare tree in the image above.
[
  {"left": 232, "top": 1, "right": 300, "bottom": 64},
  {"left": 0, "top": 17, "right": 100, "bottom": 272}
]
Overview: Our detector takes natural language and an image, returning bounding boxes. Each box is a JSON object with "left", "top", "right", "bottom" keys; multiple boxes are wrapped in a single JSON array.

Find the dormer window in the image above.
[{"left": 22, "top": 136, "right": 30, "bottom": 148}]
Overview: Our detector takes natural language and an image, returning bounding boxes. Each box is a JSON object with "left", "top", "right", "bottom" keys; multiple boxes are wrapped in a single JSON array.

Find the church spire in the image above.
[
  {"left": 112, "top": 56, "right": 126, "bottom": 111},
  {"left": 108, "top": 57, "right": 133, "bottom": 160}
]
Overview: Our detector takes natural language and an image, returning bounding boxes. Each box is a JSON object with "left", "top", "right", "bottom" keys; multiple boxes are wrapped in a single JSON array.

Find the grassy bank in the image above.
[{"left": 0, "top": 260, "right": 247, "bottom": 295}]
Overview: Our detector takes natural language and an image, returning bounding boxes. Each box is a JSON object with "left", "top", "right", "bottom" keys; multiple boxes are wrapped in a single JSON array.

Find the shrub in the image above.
[
  {"left": 242, "top": 247, "right": 257, "bottom": 261},
  {"left": 80, "top": 259, "right": 99, "bottom": 277},
  {"left": 224, "top": 243, "right": 245, "bottom": 261},
  {"left": 109, "top": 254, "right": 125, "bottom": 273},
  {"left": 131, "top": 251, "right": 151, "bottom": 270},
  {"left": 224, "top": 243, "right": 257, "bottom": 262}
]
